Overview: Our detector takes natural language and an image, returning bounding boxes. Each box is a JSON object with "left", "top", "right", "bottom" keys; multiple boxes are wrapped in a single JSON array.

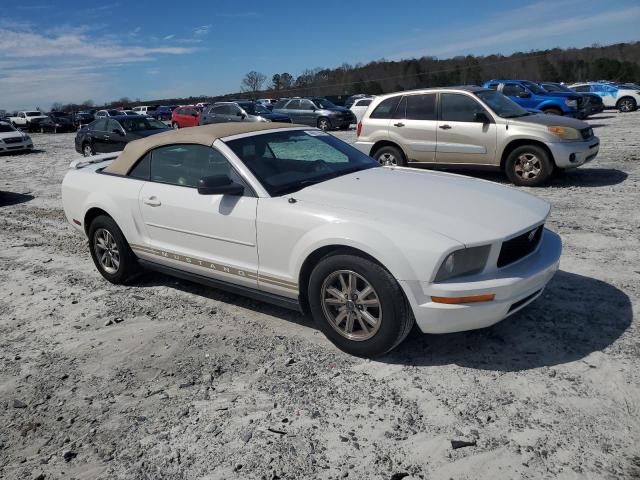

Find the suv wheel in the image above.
[
  {"left": 88, "top": 215, "right": 139, "bottom": 284},
  {"left": 82, "top": 142, "right": 94, "bottom": 157},
  {"left": 172, "top": 122, "right": 179, "bottom": 129},
  {"left": 617, "top": 97, "right": 637, "bottom": 113},
  {"left": 505, "top": 145, "right": 553, "bottom": 187},
  {"left": 308, "top": 253, "right": 414, "bottom": 357},
  {"left": 373, "top": 145, "right": 406, "bottom": 167},
  {"left": 317, "top": 117, "right": 331, "bottom": 131},
  {"left": 543, "top": 107, "right": 563, "bottom": 116}
]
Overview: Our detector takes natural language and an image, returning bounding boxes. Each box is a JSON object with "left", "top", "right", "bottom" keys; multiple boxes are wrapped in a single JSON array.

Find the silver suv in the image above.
[{"left": 354, "top": 86, "right": 600, "bottom": 186}]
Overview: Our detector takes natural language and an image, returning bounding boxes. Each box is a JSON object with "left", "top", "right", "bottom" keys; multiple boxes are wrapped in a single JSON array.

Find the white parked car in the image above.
[
  {"left": 8, "top": 110, "right": 47, "bottom": 129},
  {"left": 132, "top": 106, "right": 156, "bottom": 116},
  {"left": 95, "top": 109, "right": 123, "bottom": 118},
  {"left": 61, "top": 123, "right": 561, "bottom": 356},
  {"left": 568, "top": 82, "right": 640, "bottom": 112},
  {"left": 0, "top": 121, "right": 33, "bottom": 153},
  {"left": 349, "top": 96, "right": 374, "bottom": 123}
]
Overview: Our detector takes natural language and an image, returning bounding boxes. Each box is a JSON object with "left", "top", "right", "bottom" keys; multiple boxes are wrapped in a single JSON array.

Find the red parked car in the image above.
[{"left": 171, "top": 105, "right": 201, "bottom": 129}]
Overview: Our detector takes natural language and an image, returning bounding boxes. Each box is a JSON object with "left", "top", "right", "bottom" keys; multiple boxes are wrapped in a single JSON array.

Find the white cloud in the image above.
[
  {"left": 193, "top": 25, "right": 211, "bottom": 37},
  {"left": 163, "top": 34, "right": 175, "bottom": 40}
]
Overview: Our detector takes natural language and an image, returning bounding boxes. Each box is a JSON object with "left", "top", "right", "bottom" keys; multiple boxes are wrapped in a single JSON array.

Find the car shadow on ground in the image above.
[
  {"left": 0, "top": 191, "right": 34, "bottom": 207},
  {"left": 587, "top": 115, "right": 616, "bottom": 120},
  {"left": 461, "top": 167, "right": 627, "bottom": 188},
  {"left": 379, "top": 270, "right": 632, "bottom": 371}
]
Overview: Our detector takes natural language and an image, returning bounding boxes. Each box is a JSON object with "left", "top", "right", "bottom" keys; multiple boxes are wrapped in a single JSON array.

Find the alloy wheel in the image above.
[
  {"left": 619, "top": 99, "right": 634, "bottom": 112},
  {"left": 94, "top": 228, "right": 120, "bottom": 274},
  {"left": 378, "top": 152, "right": 397, "bottom": 166},
  {"left": 514, "top": 152, "right": 541, "bottom": 180},
  {"left": 83, "top": 144, "right": 93, "bottom": 157},
  {"left": 320, "top": 270, "right": 382, "bottom": 341},
  {"left": 318, "top": 119, "right": 329, "bottom": 131}
]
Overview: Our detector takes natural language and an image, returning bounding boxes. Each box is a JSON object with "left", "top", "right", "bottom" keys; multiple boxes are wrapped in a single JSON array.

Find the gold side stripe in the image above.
[{"left": 130, "top": 244, "right": 298, "bottom": 291}]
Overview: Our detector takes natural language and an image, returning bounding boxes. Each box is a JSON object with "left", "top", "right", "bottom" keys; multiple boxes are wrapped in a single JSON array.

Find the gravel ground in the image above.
[{"left": 1, "top": 112, "right": 639, "bottom": 480}]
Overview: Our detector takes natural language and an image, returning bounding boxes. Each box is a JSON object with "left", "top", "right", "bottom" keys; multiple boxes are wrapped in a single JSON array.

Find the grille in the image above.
[
  {"left": 3, "top": 136, "right": 23, "bottom": 144},
  {"left": 580, "top": 127, "right": 594, "bottom": 140},
  {"left": 497, "top": 225, "right": 543, "bottom": 268}
]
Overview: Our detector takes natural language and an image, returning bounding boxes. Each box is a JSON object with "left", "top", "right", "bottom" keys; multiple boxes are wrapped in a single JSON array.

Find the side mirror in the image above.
[
  {"left": 197, "top": 175, "right": 244, "bottom": 196},
  {"left": 518, "top": 91, "right": 531, "bottom": 98},
  {"left": 474, "top": 112, "right": 490, "bottom": 124},
  {"left": 237, "top": 112, "right": 246, "bottom": 119}
]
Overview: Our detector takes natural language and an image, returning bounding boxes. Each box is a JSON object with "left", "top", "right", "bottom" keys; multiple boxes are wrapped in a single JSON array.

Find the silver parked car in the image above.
[{"left": 354, "top": 86, "right": 600, "bottom": 186}]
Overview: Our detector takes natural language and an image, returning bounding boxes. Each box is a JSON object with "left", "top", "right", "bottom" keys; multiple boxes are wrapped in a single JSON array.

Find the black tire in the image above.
[
  {"left": 88, "top": 215, "right": 139, "bottom": 284},
  {"left": 616, "top": 96, "right": 637, "bottom": 113},
  {"left": 82, "top": 142, "right": 94, "bottom": 157},
  {"left": 308, "top": 253, "right": 414, "bottom": 357},
  {"left": 172, "top": 122, "right": 179, "bottom": 129},
  {"left": 317, "top": 117, "right": 331, "bottom": 131},
  {"left": 372, "top": 145, "right": 406, "bottom": 166},
  {"left": 504, "top": 145, "right": 554, "bottom": 187},
  {"left": 542, "top": 107, "right": 563, "bottom": 116}
]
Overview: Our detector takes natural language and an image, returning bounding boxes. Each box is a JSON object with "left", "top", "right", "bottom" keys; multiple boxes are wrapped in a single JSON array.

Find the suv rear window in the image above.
[{"left": 369, "top": 96, "right": 401, "bottom": 119}]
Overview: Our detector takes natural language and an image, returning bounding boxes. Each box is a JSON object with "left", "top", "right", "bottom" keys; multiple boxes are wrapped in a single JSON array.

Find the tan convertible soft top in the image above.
[{"left": 103, "top": 122, "right": 304, "bottom": 176}]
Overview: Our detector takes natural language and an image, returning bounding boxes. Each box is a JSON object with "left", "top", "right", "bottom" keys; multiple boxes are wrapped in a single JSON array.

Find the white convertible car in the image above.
[{"left": 62, "top": 123, "right": 561, "bottom": 356}]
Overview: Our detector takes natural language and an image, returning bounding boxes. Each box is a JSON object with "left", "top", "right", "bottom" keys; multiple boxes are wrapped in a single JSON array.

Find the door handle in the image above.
[
  {"left": 393, "top": 122, "right": 405, "bottom": 127},
  {"left": 439, "top": 124, "right": 452, "bottom": 130},
  {"left": 143, "top": 196, "right": 161, "bottom": 207}
]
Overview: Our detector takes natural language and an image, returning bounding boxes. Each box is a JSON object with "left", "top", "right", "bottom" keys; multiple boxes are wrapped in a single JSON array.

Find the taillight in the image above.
[{"left": 356, "top": 122, "right": 362, "bottom": 137}]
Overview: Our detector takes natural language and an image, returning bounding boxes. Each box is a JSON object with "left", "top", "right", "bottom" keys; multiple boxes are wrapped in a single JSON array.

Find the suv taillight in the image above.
[{"left": 356, "top": 121, "right": 362, "bottom": 137}]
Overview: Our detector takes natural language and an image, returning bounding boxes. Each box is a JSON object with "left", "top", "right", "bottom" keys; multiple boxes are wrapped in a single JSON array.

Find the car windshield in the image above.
[
  {"left": 120, "top": 117, "right": 168, "bottom": 132},
  {"left": 26, "top": 111, "right": 42, "bottom": 116},
  {"left": 239, "top": 103, "right": 270, "bottom": 115},
  {"left": 0, "top": 123, "right": 16, "bottom": 132},
  {"left": 475, "top": 90, "right": 530, "bottom": 118},
  {"left": 226, "top": 129, "right": 379, "bottom": 196},
  {"left": 521, "top": 81, "right": 547, "bottom": 94},
  {"left": 313, "top": 99, "right": 337, "bottom": 109}
]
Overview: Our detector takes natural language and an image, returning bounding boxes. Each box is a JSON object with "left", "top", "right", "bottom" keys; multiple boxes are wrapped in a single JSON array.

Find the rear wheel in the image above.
[
  {"left": 88, "top": 215, "right": 139, "bottom": 284},
  {"left": 373, "top": 145, "right": 406, "bottom": 167},
  {"left": 317, "top": 117, "right": 331, "bottom": 131},
  {"left": 616, "top": 97, "right": 637, "bottom": 113},
  {"left": 505, "top": 145, "right": 554, "bottom": 187},
  {"left": 82, "top": 142, "right": 94, "bottom": 157},
  {"left": 308, "top": 253, "right": 414, "bottom": 357}
]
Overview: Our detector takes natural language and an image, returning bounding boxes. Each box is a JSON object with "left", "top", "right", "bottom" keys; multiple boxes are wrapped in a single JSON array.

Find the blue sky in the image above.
[{"left": 1, "top": 0, "right": 639, "bottom": 110}]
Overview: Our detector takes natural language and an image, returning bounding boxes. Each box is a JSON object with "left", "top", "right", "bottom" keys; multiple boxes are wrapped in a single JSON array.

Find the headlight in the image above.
[
  {"left": 564, "top": 99, "right": 577, "bottom": 107},
  {"left": 434, "top": 245, "right": 491, "bottom": 282},
  {"left": 548, "top": 126, "right": 580, "bottom": 140}
]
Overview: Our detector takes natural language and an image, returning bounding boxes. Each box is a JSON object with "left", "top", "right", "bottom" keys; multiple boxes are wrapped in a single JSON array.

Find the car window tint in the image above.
[
  {"left": 502, "top": 84, "right": 525, "bottom": 96},
  {"left": 300, "top": 100, "right": 315, "bottom": 110},
  {"left": 369, "top": 96, "right": 401, "bottom": 119},
  {"left": 92, "top": 119, "right": 108, "bottom": 130},
  {"left": 572, "top": 85, "right": 590, "bottom": 92},
  {"left": 440, "top": 93, "right": 487, "bottom": 122},
  {"left": 273, "top": 99, "right": 288, "bottom": 109},
  {"left": 286, "top": 100, "right": 301, "bottom": 109},
  {"left": 488, "top": 83, "right": 499, "bottom": 90},
  {"left": 405, "top": 94, "right": 436, "bottom": 120},
  {"left": 150, "top": 144, "right": 245, "bottom": 189},
  {"left": 129, "top": 152, "right": 151, "bottom": 180},
  {"left": 392, "top": 97, "right": 407, "bottom": 119},
  {"left": 355, "top": 99, "right": 372, "bottom": 107},
  {"left": 106, "top": 119, "right": 121, "bottom": 132}
]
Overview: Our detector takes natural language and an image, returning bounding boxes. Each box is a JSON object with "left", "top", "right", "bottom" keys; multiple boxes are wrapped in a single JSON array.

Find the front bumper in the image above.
[
  {"left": 546, "top": 136, "right": 600, "bottom": 168},
  {"left": 401, "top": 229, "right": 562, "bottom": 334},
  {"left": 0, "top": 139, "right": 33, "bottom": 153}
]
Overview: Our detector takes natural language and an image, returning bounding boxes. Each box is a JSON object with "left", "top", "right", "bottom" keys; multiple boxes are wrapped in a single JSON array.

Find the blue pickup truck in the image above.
[{"left": 483, "top": 80, "right": 584, "bottom": 118}]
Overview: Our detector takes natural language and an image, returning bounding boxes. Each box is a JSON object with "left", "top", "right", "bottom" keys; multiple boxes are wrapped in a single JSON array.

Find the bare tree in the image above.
[
  {"left": 241, "top": 71, "right": 266, "bottom": 98},
  {"left": 51, "top": 102, "right": 64, "bottom": 112}
]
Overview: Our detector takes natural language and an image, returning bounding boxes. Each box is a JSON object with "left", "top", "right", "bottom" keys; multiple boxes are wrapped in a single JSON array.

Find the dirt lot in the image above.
[{"left": 1, "top": 112, "right": 639, "bottom": 480}]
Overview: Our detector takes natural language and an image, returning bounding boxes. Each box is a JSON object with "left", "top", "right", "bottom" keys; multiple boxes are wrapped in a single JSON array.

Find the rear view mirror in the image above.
[{"left": 197, "top": 175, "right": 244, "bottom": 196}]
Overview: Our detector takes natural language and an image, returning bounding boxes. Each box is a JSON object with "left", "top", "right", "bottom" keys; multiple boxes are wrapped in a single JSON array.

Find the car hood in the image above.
[
  {"left": 0, "top": 131, "right": 28, "bottom": 139},
  {"left": 508, "top": 112, "right": 589, "bottom": 130},
  {"left": 293, "top": 167, "right": 550, "bottom": 245}
]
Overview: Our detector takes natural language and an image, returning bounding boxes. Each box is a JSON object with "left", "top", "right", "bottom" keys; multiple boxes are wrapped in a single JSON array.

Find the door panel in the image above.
[
  {"left": 389, "top": 94, "right": 438, "bottom": 162},
  {"left": 436, "top": 93, "right": 497, "bottom": 165}
]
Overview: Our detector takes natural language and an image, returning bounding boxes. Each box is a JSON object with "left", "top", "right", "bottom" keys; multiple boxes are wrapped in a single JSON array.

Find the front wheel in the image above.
[
  {"left": 82, "top": 142, "right": 94, "bottom": 157},
  {"left": 308, "top": 253, "right": 414, "bottom": 357},
  {"left": 88, "top": 215, "right": 139, "bottom": 284},
  {"left": 617, "top": 97, "right": 637, "bottom": 113},
  {"left": 317, "top": 117, "right": 331, "bottom": 131},
  {"left": 542, "top": 107, "right": 563, "bottom": 116},
  {"left": 505, "top": 145, "right": 554, "bottom": 187}
]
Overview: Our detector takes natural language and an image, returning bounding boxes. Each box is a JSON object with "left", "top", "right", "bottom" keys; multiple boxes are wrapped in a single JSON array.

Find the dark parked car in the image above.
[
  {"left": 30, "top": 113, "right": 76, "bottom": 133},
  {"left": 75, "top": 115, "right": 171, "bottom": 156},
  {"left": 74, "top": 111, "right": 95, "bottom": 126},
  {"left": 273, "top": 97, "right": 355, "bottom": 130},
  {"left": 199, "top": 101, "right": 291, "bottom": 125},
  {"left": 540, "top": 82, "right": 604, "bottom": 117},
  {"left": 152, "top": 106, "right": 174, "bottom": 121}
]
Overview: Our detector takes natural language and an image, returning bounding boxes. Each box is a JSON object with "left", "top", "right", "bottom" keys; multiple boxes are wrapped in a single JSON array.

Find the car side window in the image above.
[
  {"left": 405, "top": 94, "right": 436, "bottom": 120},
  {"left": 300, "top": 100, "right": 315, "bottom": 110},
  {"left": 286, "top": 100, "right": 301, "bottom": 109},
  {"left": 128, "top": 152, "right": 151, "bottom": 180},
  {"left": 369, "top": 96, "right": 401, "bottom": 119},
  {"left": 92, "top": 119, "right": 108, "bottom": 131},
  {"left": 440, "top": 93, "right": 488, "bottom": 123},
  {"left": 106, "top": 119, "right": 121, "bottom": 132},
  {"left": 572, "top": 85, "right": 590, "bottom": 93},
  {"left": 228, "top": 104, "right": 242, "bottom": 115},
  {"left": 487, "top": 83, "right": 499, "bottom": 90},
  {"left": 502, "top": 84, "right": 525, "bottom": 96},
  {"left": 355, "top": 99, "right": 372, "bottom": 107},
  {"left": 392, "top": 97, "right": 407, "bottom": 119},
  {"left": 149, "top": 144, "right": 249, "bottom": 191}
]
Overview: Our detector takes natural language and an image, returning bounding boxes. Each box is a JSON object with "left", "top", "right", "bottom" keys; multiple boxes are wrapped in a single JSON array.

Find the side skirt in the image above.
[{"left": 138, "top": 259, "right": 303, "bottom": 313}]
